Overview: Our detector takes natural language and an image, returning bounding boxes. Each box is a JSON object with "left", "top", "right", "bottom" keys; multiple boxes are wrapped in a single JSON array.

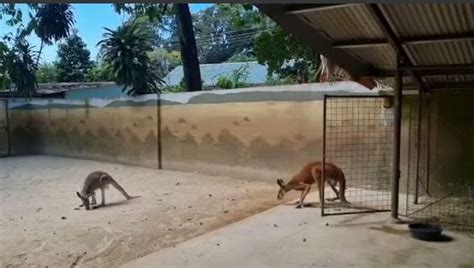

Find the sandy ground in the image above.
[{"left": 0, "top": 156, "right": 287, "bottom": 268}]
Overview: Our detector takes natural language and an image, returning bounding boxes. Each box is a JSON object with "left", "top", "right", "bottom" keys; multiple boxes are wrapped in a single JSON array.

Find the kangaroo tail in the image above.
[
  {"left": 108, "top": 175, "right": 132, "bottom": 199},
  {"left": 339, "top": 170, "right": 349, "bottom": 203}
]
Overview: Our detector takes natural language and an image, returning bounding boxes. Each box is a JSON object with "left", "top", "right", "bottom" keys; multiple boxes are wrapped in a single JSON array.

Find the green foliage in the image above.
[
  {"left": 5, "top": 39, "right": 38, "bottom": 97},
  {"left": 84, "top": 62, "right": 113, "bottom": 82},
  {"left": 148, "top": 48, "right": 182, "bottom": 78},
  {"left": 0, "top": 4, "right": 23, "bottom": 27},
  {"left": 216, "top": 64, "right": 249, "bottom": 89},
  {"left": 35, "top": 62, "right": 58, "bottom": 83},
  {"left": 113, "top": 4, "right": 169, "bottom": 24},
  {"left": 192, "top": 4, "right": 271, "bottom": 64},
  {"left": 1, "top": 4, "right": 76, "bottom": 90},
  {"left": 162, "top": 84, "right": 185, "bottom": 93},
  {"left": 98, "top": 18, "right": 163, "bottom": 96},
  {"left": 0, "top": 40, "right": 11, "bottom": 90},
  {"left": 255, "top": 27, "right": 317, "bottom": 83},
  {"left": 56, "top": 32, "right": 92, "bottom": 82},
  {"left": 29, "top": 4, "right": 75, "bottom": 45}
]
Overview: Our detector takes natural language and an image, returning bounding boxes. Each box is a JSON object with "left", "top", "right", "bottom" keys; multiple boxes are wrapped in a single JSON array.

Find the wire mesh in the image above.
[
  {"left": 322, "top": 95, "right": 393, "bottom": 216},
  {"left": 405, "top": 92, "right": 474, "bottom": 227}
]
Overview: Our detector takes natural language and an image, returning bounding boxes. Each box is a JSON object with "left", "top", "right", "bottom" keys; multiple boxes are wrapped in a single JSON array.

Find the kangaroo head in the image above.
[
  {"left": 276, "top": 179, "right": 288, "bottom": 200},
  {"left": 76, "top": 192, "right": 91, "bottom": 210}
]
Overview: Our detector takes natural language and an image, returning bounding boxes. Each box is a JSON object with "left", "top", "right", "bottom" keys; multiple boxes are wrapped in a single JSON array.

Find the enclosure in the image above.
[
  {"left": 259, "top": 3, "right": 474, "bottom": 227},
  {"left": 0, "top": 155, "right": 280, "bottom": 267}
]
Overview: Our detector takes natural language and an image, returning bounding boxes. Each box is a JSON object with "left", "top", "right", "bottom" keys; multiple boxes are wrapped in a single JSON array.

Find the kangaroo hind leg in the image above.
[{"left": 326, "top": 180, "right": 340, "bottom": 202}]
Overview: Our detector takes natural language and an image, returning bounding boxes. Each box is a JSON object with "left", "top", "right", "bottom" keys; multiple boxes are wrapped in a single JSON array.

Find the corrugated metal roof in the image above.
[
  {"left": 339, "top": 45, "right": 396, "bottom": 70},
  {"left": 423, "top": 74, "right": 474, "bottom": 85},
  {"left": 280, "top": 3, "right": 474, "bottom": 90},
  {"left": 405, "top": 40, "right": 474, "bottom": 65},
  {"left": 163, "top": 61, "right": 274, "bottom": 87},
  {"left": 380, "top": 4, "right": 473, "bottom": 38},
  {"left": 302, "top": 4, "right": 384, "bottom": 41}
]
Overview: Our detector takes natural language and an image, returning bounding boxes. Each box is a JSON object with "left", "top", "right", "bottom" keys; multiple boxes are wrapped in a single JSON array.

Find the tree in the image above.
[
  {"left": 28, "top": 4, "right": 75, "bottom": 65},
  {"left": 191, "top": 5, "right": 269, "bottom": 64},
  {"left": 175, "top": 4, "right": 202, "bottom": 91},
  {"left": 255, "top": 27, "right": 319, "bottom": 83},
  {"left": 56, "top": 31, "right": 92, "bottom": 82},
  {"left": 1, "top": 4, "right": 76, "bottom": 94},
  {"left": 148, "top": 48, "right": 181, "bottom": 78},
  {"left": 98, "top": 17, "right": 163, "bottom": 95},
  {"left": 113, "top": 3, "right": 202, "bottom": 92},
  {"left": 5, "top": 39, "right": 37, "bottom": 97},
  {"left": 36, "top": 62, "right": 58, "bottom": 83},
  {"left": 84, "top": 61, "right": 113, "bottom": 82}
]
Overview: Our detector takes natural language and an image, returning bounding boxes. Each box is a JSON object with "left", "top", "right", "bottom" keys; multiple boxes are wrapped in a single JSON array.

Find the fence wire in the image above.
[
  {"left": 322, "top": 95, "right": 393, "bottom": 215},
  {"left": 404, "top": 92, "right": 474, "bottom": 228}
]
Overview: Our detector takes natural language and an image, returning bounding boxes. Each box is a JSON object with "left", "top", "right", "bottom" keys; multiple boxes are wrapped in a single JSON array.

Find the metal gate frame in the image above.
[
  {"left": 321, "top": 94, "right": 393, "bottom": 216},
  {"left": 0, "top": 98, "right": 11, "bottom": 157}
]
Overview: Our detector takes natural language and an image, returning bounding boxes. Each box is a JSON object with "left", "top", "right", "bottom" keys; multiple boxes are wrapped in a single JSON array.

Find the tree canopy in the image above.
[
  {"left": 98, "top": 17, "right": 163, "bottom": 95},
  {"left": 1, "top": 4, "right": 367, "bottom": 95},
  {"left": 56, "top": 31, "right": 92, "bottom": 82}
]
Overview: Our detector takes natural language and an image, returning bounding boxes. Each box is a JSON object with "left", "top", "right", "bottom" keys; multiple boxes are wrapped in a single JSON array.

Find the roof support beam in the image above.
[
  {"left": 333, "top": 34, "right": 474, "bottom": 49},
  {"left": 256, "top": 4, "right": 380, "bottom": 77},
  {"left": 403, "top": 34, "right": 474, "bottom": 45},
  {"left": 284, "top": 4, "right": 359, "bottom": 14},
  {"left": 400, "top": 64, "right": 474, "bottom": 72},
  {"left": 428, "top": 82, "right": 474, "bottom": 91},
  {"left": 367, "top": 4, "right": 425, "bottom": 90},
  {"left": 333, "top": 39, "right": 388, "bottom": 49},
  {"left": 401, "top": 64, "right": 474, "bottom": 76}
]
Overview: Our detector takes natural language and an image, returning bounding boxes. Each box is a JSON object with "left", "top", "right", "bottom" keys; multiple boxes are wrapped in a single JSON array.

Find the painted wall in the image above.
[
  {"left": 9, "top": 82, "right": 472, "bottom": 193},
  {"left": 10, "top": 82, "right": 381, "bottom": 181},
  {"left": 9, "top": 95, "right": 159, "bottom": 168}
]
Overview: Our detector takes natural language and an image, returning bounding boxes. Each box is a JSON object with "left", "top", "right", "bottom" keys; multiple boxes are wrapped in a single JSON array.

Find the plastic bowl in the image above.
[{"left": 408, "top": 223, "right": 443, "bottom": 241}]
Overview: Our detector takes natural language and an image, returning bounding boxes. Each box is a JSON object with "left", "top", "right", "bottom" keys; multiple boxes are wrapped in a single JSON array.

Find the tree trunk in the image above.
[
  {"left": 175, "top": 4, "right": 202, "bottom": 91},
  {"left": 35, "top": 40, "right": 45, "bottom": 68}
]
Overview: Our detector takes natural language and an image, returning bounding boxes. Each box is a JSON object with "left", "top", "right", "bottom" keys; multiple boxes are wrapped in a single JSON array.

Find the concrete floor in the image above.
[{"left": 123, "top": 192, "right": 474, "bottom": 268}]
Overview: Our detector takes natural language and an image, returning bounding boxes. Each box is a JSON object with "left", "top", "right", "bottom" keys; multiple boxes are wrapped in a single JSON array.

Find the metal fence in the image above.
[
  {"left": 403, "top": 92, "right": 474, "bottom": 228},
  {"left": 322, "top": 95, "right": 394, "bottom": 216}
]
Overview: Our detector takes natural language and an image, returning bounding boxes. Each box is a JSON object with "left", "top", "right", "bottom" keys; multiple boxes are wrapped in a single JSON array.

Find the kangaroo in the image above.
[
  {"left": 76, "top": 171, "right": 132, "bottom": 210},
  {"left": 276, "top": 161, "right": 348, "bottom": 208}
]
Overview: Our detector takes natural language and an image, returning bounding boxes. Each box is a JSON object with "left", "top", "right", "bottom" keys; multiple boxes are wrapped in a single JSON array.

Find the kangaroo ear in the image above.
[
  {"left": 76, "top": 192, "right": 82, "bottom": 198},
  {"left": 277, "top": 179, "right": 285, "bottom": 187}
]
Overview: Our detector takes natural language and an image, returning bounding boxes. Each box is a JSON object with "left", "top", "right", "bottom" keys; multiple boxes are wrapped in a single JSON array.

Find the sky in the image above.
[{"left": 0, "top": 4, "right": 212, "bottom": 64}]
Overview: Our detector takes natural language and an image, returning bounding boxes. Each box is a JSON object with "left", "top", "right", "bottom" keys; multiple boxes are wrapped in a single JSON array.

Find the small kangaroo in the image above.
[
  {"left": 76, "top": 171, "right": 132, "bottom": 210},
  {"left": 276, "top": 161, "right": 349, "bottom": 208}
]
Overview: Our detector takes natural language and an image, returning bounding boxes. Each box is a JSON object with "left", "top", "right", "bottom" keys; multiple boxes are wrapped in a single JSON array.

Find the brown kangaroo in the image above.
[
  {"left": 76, "top": 171, "right": 132, "bottom": 210},
  {"left": 276, "top": 161, "right": 348, "bottom": 208}
]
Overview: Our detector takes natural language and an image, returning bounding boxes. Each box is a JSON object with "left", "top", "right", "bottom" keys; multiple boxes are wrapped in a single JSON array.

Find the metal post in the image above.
[
  {"left": 321, "top": 95, "right": 327, "bottom": 217},
  {"left": 5, "top": 99, "right": 11, "bottom": 156},
  {"left": 391, "top": 54, "right": 403, "bottom": 220},
  {"left": 425, "top": 96, "right": 431, "bottom": 196},
  {"left": 156, "top": 93, "right": 162, "bottom": 169},
  {"left": 414, "top": 89, "right": 423, "bottom": 204}
]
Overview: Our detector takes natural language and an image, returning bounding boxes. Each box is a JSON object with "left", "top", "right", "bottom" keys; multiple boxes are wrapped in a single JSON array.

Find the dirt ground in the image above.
[{"left": 0, "top": 156, "right": 286, "bottom": 268}]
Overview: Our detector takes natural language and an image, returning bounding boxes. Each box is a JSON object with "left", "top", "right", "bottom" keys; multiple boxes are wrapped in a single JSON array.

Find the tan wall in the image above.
[
  {"left": 160, "top": 101, "right": 324, "bottom": 179},
  {"left": 10, "top": 101, "right": 159, "bottom": 168},
  {"left": 11, "top": 83, "right": 473, "bottom": 190},
  {"left": 10, "top": 82, "right": 380, "bottom": 181}
]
